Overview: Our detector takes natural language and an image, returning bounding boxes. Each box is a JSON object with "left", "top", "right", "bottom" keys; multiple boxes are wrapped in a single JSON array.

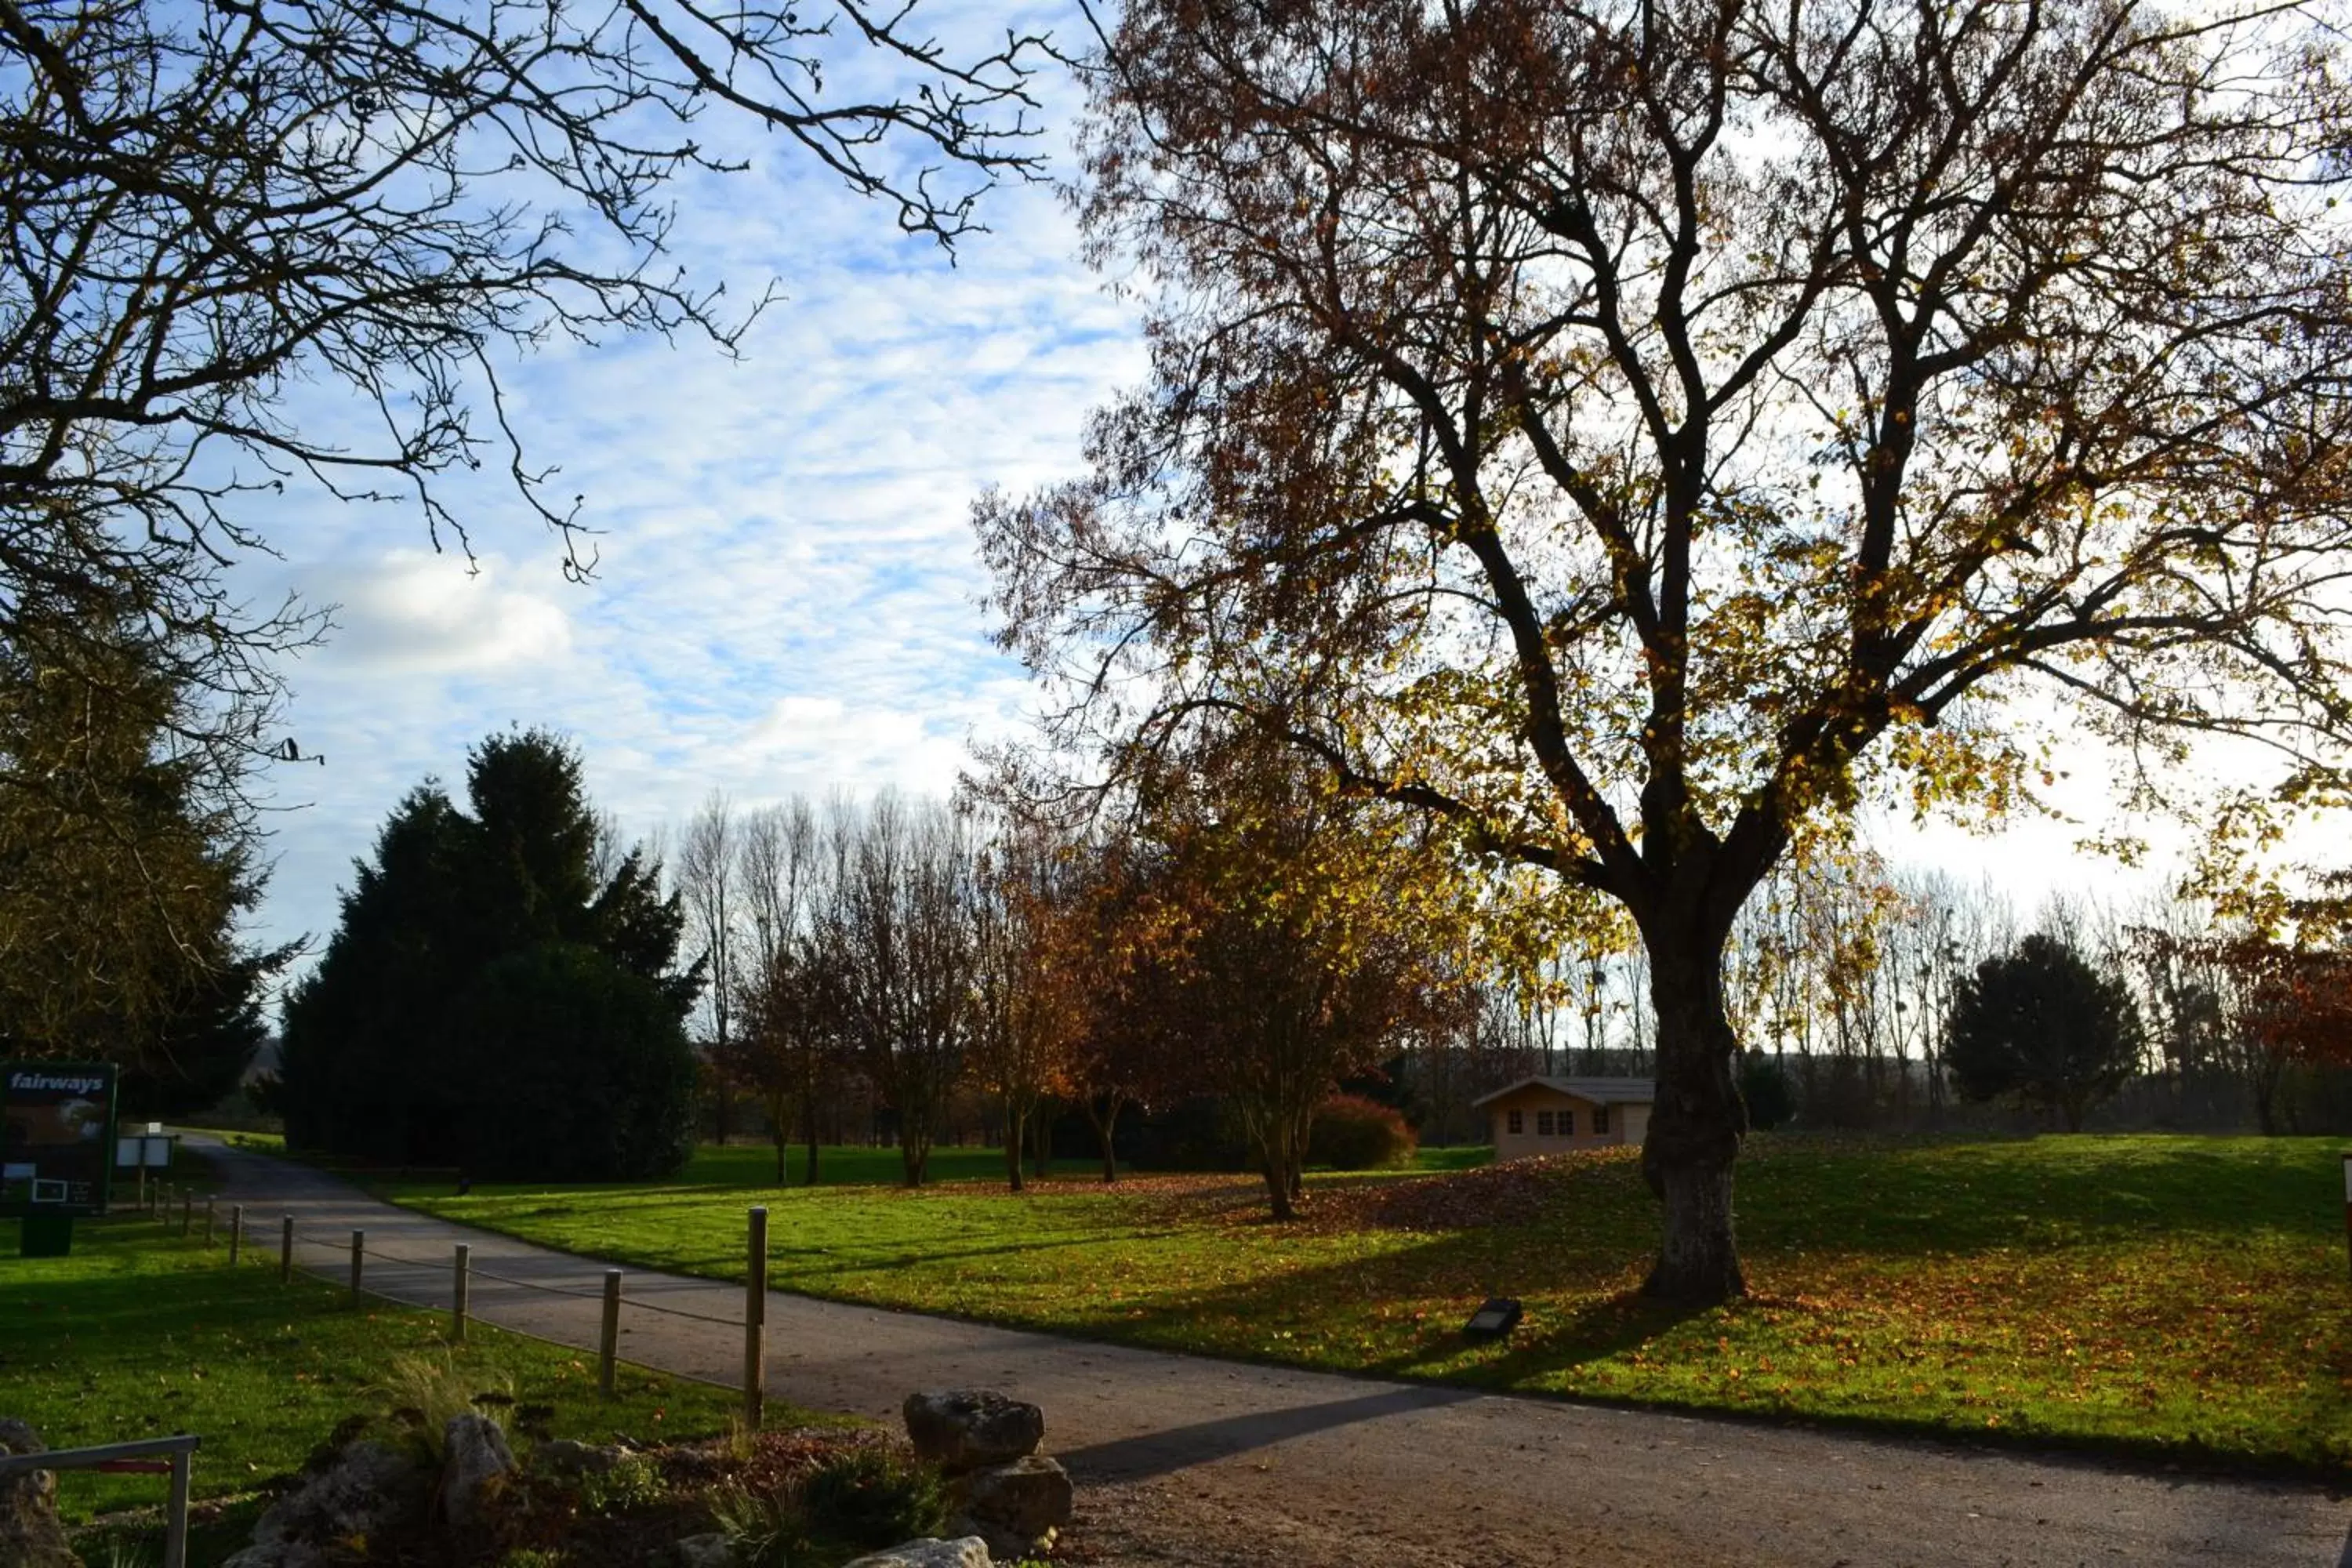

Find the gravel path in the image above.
[{"left": 192, "top": 1136, "right": 2347, "bottom": 1566}]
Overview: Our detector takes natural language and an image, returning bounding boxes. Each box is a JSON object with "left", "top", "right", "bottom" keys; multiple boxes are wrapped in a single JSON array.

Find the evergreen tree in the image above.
[
  {"left": 278, "top": 729, "right": 702, "bottom": 1177},
  {"left": 1944, "top": 935, "right": 2144, "bottom": 1132},
  {"left": 0, "top": 595, "right": 284, "bottom": 1110}
]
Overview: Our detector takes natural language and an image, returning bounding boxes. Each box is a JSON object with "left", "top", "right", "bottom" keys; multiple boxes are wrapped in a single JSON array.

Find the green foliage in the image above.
[
  {"left": 1308, "top": 1094, "right": 1418, "bottom": 1169},
  {"left": 0, "top": 598, "right": 289, "bottom": 1112},
  {"left": 706, "top": 1483, "right": 796, "bottom": 1567},
  {"left": 795, "top": 1446, "right": 949, "bottom": 1552},
  {"left": 279, "top": 728, "right": 701, "bottom": 1179},
  {"left": 371, "top": 1352, "right": 514, "bottom": 1459},
  {"left": 1945, "top": 935, "right": 2144, "bottom": 1131},
  {"left": 576, "top": 1452, "right": 667, "bottom": 1515},
  {"left": 1739, "top": 1053, "right": 1796, "bottom": 1132},
  {"left": 458, "top": 944, "right": 699, "bottom": 1181}
]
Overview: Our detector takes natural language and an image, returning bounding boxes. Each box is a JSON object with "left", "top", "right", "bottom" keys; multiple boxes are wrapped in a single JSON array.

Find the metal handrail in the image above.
[{"left": 2, "top": 1434, "right": 200, "bottom": 1568}]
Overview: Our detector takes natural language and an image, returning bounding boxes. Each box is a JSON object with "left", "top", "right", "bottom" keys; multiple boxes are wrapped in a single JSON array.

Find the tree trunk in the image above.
[
  {"left": 765, "top": 1087, "right": 790, "bottom": 1185},
  {"left": 1262, "top": 1155, "right": 1295, "bottom": 1221},
  {"left": 1004, "top": 1102, "right": 1026, "bottom": 1193},
  {"left": 1029, "top": 1103, "right": 1053, "bottom": 1178},
  {"left": 1640, "top": 938, "right": 1748, "bottom": 1305},
  {"left": 802, "top": 1093, "right": 821, "bottom": 1186},
  {"left": 1084, "top": 1093, "right": 1124, "bottom": 1184}
]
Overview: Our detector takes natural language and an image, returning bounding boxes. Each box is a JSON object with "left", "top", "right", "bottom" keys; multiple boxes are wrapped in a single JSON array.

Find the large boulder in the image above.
[
  {"left": 840, "top": 1539, "right": 993, "bottom": 1568},
  {"left": 900, "top": 1392, "right": 1042, "bottom": 1475},
  {"left": 223, "top": 1440, "right": 427, "bottom": 1568},
  {"left": 958, "top": 1454, "right": 1072, "bottom": 1541},
  {"left": 436, "top": 1414, "right": 515, "bottom": 1533},
  {"left": 0, "top": 1420, "right": 81, "bottom": 1568}
]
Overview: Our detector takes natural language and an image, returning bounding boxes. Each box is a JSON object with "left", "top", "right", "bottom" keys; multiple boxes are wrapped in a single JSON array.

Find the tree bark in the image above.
[
  {"left": 1084, "top": 1092, "right": 1124, "bottom": 1183},
  {"left": 1640, "top": 938, "right": 1748, "bottom": 1305},
  {"left": 1004, "top": 1102, "right": 1027, "bottom": 1192}
]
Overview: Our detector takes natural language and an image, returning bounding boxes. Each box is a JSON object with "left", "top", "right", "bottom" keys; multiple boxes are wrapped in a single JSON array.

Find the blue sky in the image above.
[
  {"left": 215, "top": 0, "right": 2212, "bottom": 974},
  {"left": 225, "top": 0, "right": 1143, "bottom": 964}
]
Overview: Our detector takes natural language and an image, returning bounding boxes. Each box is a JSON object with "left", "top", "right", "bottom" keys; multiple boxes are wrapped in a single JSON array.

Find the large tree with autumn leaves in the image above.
[{"left": 978, "top": 0, "right": 2352, "bottom": 1301}]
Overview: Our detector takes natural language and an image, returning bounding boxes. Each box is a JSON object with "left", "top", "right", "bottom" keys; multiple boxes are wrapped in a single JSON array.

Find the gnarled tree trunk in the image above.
[{"left": 1639, "top": 931, "right": 1749, "bottom": 1305}]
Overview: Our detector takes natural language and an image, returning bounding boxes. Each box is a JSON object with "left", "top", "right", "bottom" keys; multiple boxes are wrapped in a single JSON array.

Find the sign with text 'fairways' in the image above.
[{"left": 1, "top": 1062, "right": 118, "bottom": 1216}]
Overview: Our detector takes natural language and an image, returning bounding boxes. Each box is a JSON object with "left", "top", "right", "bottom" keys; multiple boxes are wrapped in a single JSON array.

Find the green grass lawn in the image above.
[
  {"left": 0, "top": 1210, "right": 762, "bottom": 1526},
  {"left": 397, "top": 1133, "right": 2352, "bottom": 1473}
]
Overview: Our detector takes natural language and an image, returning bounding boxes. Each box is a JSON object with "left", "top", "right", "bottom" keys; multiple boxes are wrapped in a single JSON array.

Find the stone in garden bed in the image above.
[
  {"left": 901, "top": 1391, "right": 1043, "bottom": 1474},
  {"left": 840, "top": 1537, "right": 995, "bottom": 1568},
  {"left": 0, "top": 1418, "right": 82, "bottom": 1568},
  {"left": 958, "top": 1453, "right": 1073, "bottom": 1541}
]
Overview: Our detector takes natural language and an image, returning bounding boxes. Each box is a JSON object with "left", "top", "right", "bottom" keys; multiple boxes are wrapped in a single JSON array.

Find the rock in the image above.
[
  {"left": 946, "top": 1512, "right": 1054, "bottom": 1564},
  {"left": 0, "top": 1419, "right": 81, "bottom": 1568},
  {"left": 957, "top": 1455, "right": 1071, "bottom": 1541},
  {"left": 900, "top": 1391, "right": 1042, "bottom": 1474},
  {"left": 436, "top": 1413, "right": 515, "bottom": 1532},
  {"left": 672, "top": 1531, "right": 740, "bottom": 1568},
  {"left": 840, "top": 1538, "right": 993, "bottom": 1568},
  {"left": 223, "top": 1439, "right": 426, "bottom": 1568},
  {"left": 531, "top": 1438, "right": 630, "bottom": 1479}
]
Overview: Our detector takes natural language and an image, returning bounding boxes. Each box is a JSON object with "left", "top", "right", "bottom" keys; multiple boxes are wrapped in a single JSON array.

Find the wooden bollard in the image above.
[
  {"left": 228, "top": 1204, "right": 243, "bottom": 1265},
  {"left": 180, "top": 1191, "right": 192, "bottom": 1236},
  {"left": 600, "top": 1269, "right": 622, "bottom": 1399},
  {"left": 743, "top": 1207, "right": 768, "bottom": 1431},
  {"left": 350, "top": 1229, "right": 365, "bottom": 1303},
  {"left": 202, "top": 1197, "right": 215, "bottom": 1246},
  {"left": 280, "top": 1214, "right": 295, "bottom": 1283},
  {"left": 452, "top": 1243, "right": 470, "bottom": 1342}
]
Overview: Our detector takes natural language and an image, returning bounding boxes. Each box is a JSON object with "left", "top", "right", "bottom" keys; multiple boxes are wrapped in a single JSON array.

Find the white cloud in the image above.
[{"left": 323, "top": 551, "right": 574, "bottom": 675}]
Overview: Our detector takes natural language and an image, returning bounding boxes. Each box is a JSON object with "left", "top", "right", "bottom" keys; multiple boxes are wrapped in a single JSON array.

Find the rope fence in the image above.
[{"left": 136, "top": 1181, "right": 772, "bottom": 1428}]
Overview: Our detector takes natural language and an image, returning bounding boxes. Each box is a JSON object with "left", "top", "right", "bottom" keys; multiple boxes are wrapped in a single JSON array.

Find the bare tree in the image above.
[
  {"left": 0, "top": 0, "right": 1052, "bottom": 786},
  {"left": 678, "top": 793, "right": 741, "bottom": 1142},
  {"left": 815, "top": 793, "right": 976, "bottom": 1185},
  {"left": 969, "top": 812, "right": 1090, "bottom": 1191},
  {"left": 733, "top": 797, "right": 828, "bottom": 1182},
  {"left": 982, "top": 0, "right": 2352, "bottom": 1299}
]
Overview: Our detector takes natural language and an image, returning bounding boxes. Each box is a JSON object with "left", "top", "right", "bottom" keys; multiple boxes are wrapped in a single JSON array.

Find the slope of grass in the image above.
[
  {"left": 0, "top": 1212, "right": 760, "bottom": 1523},
  {"left": 398, "top": 1133, "right": 2352, "bottom": 1472}
]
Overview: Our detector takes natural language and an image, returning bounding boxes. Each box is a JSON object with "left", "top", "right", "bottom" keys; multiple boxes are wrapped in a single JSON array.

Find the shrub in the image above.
[
  {"left": 1740, "top": 1053, "right": 1796, "bottom": 1131},
  {"left": 1307, "top": 1094, "right": 1417, "bottom": 1170},
  {"left": 576, "top": 1453, "right": 666, "bottom": 1515},
  {"left": 797, "top": 1446, "right": 948, "bottom": 1552}
]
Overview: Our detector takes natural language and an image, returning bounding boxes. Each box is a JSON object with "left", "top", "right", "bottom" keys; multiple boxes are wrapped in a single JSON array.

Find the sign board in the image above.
[
  {"left": 1, "top": 1062, "right": 118, "bottom": 1216},
  {"left": 115, "top": 1134, "right": 174, "bottom": 1169}
]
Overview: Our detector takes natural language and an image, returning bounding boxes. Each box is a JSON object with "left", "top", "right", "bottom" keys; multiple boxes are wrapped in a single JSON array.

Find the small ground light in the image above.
[{"left": 1463, "top": 1298, "right": 1523, "bottom": 1340}]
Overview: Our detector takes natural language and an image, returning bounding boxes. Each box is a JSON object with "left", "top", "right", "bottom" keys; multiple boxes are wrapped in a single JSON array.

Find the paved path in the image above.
[{"left": 192, "top": 1137, "right": 2347, "bottom": 1566}]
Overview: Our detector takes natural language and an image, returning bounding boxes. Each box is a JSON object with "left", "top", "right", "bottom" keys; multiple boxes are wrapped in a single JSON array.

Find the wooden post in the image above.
[
  {"left": 279, "top": 1215, "right": 294, "bottom": 1283},
  {"left": 202, "top": 1198, "right": 215, "bottom": 1247},
  {"left": 350, "top": 1229, "right": 365, "bottom": 1303},
  {"left": 452, "top": 1243, "right": 470, "bottom": 1342},
  {"left": 600, "top": 1269, "right": 622, "bottom": 1399},
  {"left": 163, "top": 1446, "right": 192, "bottom": 1568},
  {"left": 179, "top": 1191, "right": 191, "bottom": 1236},
  {"left": 742, "top": 1207, "right": 768, "bottom": 1430},
  {"left": 227, "top": 1205, "right": 243, "bottom": 1266}
]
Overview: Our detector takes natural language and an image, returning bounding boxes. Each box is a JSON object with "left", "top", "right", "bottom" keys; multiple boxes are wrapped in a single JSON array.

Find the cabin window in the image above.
[
  {"left": 1594, "top": 1105, "right": 1610, "bottom": 1134},
  {"left": 1507, "top": 1109, "right": 1523, "bottom": 1134},
  {"left": 1560, "top": 1108, "right": 1576, "bottom": 1137},
  {"left": 1536, "top": 1111, "right": 1554, "bottom": 1135}
]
